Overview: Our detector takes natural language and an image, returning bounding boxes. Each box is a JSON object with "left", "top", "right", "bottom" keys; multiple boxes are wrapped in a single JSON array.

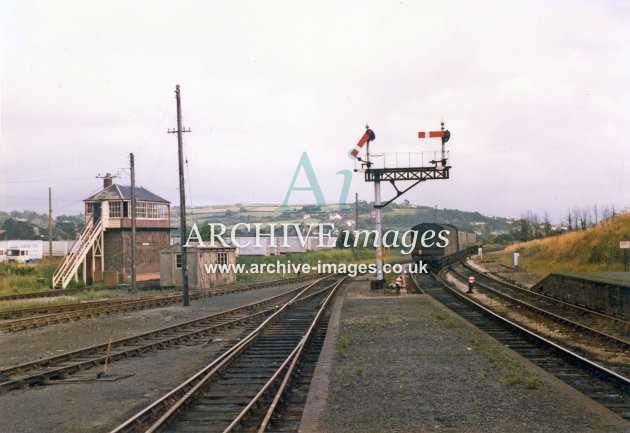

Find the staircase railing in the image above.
[{"left": 52, "top": 216, "right": 104, "bottom": 289}]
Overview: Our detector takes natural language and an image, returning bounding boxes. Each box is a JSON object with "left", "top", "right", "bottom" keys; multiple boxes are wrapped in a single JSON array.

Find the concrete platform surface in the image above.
[{"left": 299, "top": 278, "right": 629, "bottom": 433}]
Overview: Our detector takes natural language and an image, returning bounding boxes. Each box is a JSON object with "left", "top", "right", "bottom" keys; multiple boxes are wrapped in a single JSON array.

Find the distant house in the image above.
[
  {"left": 329, "top": 212, "right": 342, "bottom": 220},
  {"left": 160, "top": 244, "right": 237, "bottom": 288}
]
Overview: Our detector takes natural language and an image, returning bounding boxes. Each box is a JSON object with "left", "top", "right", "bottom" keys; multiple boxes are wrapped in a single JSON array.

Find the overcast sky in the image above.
[{"left": 1, "top": 0, "right": 629, "bottom": 223}]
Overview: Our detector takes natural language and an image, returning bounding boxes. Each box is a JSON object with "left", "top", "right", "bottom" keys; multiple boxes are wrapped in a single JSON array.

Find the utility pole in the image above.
[
  {"left": 48, "top": 187, "right": 53, "bottom": 261},
  {"left": 168, "top": 85, "right": 192, "bottom": 306},
  {"left": 373, "top": 175, "right": 383, "bottom": 285},
  {"left": 355, "top": 192, "right": 360, "bottom": 260},
  {"left": 130, "top": 153, "right": 137, "bottom": 292}
]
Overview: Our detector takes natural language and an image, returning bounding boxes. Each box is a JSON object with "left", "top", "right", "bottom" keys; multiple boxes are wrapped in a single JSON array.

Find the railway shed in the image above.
[{"left": 160, "top": 244, "right": 237, "bottom": 288}]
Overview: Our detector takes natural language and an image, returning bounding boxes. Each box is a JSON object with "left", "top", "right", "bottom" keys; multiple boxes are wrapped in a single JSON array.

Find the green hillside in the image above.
[
  {"left": 497, "top": 213, "right": 630, "bottom": 275},
  {"left": 172, "top": 203, "right": 513, "bottom": 236}
]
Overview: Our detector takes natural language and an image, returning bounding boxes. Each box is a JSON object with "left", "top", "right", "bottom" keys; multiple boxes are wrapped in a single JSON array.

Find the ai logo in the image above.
[{"left": 280, "top": 152, "right": 352, "bottom": 211}]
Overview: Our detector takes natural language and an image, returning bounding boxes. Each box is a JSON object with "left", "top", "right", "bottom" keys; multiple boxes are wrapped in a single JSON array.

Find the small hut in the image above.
[{"left": 160, "top": 244, "right": 237, "bottom": 288}]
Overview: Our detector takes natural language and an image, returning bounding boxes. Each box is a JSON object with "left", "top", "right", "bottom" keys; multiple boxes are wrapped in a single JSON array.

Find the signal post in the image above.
[{"left": 353, "top": 122, "right": 452, "bottom": 289}]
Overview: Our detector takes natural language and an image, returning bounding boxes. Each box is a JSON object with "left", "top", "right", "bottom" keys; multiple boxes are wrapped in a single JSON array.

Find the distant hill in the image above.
[
  {"left": 498, "top": 212, "right": 630, "bottom": 275},
  {"left": 171, "top": 203, "right": 515, "bottom": 240},
  {"left": 378, "top": 205, "right": 513, "bottom": 234},
  {"left": 0, "top": 211, "right": 84, "bottom": 240},
  {"left": 1, "top": 204, "right": 516, "bottom": 241}
]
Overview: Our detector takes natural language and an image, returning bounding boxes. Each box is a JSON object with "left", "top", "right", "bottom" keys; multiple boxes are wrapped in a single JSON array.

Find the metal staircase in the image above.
[{"left": 52, "top": 217, "right": 104, "bottom": 289}]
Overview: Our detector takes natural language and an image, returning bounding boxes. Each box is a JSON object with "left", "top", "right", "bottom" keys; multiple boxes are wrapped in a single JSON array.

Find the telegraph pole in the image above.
[
  {"left": 48, "top": 187, "right": 53, "bottom": 261},
  {"left": 355, "top": 192, "right": 360, "bottom": 260},
  {"left": 373, "top": 175, "right": 383, "bottom": 285},
  {"left": 130, "top": 153, "right": 137, "bottom": 292},
  {"left": 168, "top": 85, "right": 192, "bottom": 306}
]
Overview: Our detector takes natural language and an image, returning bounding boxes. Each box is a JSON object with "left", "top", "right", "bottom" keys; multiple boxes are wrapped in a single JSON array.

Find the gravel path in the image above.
[{"left": 306, "top": 278, "right": 628, "bottom": 432}]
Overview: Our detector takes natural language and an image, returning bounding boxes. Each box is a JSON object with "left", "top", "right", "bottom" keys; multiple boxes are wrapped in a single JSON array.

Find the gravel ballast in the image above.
[
  {"left": 0, "top": 283, "right": 304, "bottom": 433},
  {"left": 303, "top": 278, "right": 628, "bottom": 433}
]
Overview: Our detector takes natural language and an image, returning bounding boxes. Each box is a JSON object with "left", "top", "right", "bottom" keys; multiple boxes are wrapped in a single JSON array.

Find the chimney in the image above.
[{"left": 103, "top": 173, "right": 113, "bottom": 189}]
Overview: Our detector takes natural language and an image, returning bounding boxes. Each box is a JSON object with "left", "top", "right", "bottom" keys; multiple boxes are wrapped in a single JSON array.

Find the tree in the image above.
[
  {"left": 336, "top": 230, "right": 355, "bottom": 249},
  {"left": 54, "top": 221, "right": 78, "bottom": 239},
  {"left": 517, "top": 218, "right": 531, "bottom": 242},
  {"left": 543, "top": 213, "right": 552, "bottom": 237},
  {"left": 2, "top": 218, "right": 37, "bottom": 239}
]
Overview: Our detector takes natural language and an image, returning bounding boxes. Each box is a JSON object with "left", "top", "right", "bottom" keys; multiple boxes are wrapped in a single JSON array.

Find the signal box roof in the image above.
[{"left": 84, "top": 184, "right": 169, "bottom": 203}]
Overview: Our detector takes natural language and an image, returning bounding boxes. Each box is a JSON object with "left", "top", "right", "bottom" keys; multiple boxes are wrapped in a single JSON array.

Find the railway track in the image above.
[
  {"left": 0, "top": 276, "right": 330, "bottom": 393},
  {"left": 412, "top": 271, "right": 630, "bottom": 422},
  {"left": 0, "top": 275, "right": 319, "bottom": 333},
  {"left": 0, "top": 286, "right": 113, "bottom": 302},
  {"left": 449, "top": 262, "right": 630, "bottom": 352},
  {"left": 111, "top": 275, "right": 346, "bottom": 433}
]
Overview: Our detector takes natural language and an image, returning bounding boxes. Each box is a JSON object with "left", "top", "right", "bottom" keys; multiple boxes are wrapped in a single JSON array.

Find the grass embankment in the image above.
[
  {"left": 0, "top": 259, "right": 111, "bottom": 310},
  {"left": 0, "top": 260, "right": 61, "bottom": 297},
  {"left": 0, "top": 290, "right": 112, "bottom": 312},
  {"left": 496, "top": 213, "right": 630, "bottom": 275}
]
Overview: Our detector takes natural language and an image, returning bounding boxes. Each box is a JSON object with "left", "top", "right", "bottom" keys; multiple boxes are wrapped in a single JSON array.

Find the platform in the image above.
[{"left": 299, "top": 278, "right": 628, "bottom": 432}]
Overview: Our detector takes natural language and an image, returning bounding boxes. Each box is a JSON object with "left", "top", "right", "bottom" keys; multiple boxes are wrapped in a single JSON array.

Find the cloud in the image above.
[{"left": 1, "top": 0, "right": 629, "bottom": 222}]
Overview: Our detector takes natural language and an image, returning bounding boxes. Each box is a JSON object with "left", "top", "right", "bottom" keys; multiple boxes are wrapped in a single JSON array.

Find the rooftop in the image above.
[{"left": 84, "top": 184, "right": 169, "bottom": 203}]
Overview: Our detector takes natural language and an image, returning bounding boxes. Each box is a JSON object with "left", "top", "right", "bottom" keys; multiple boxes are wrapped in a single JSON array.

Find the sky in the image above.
[{"left": 1, "top": 0, "right": 629, "bottom": 223}]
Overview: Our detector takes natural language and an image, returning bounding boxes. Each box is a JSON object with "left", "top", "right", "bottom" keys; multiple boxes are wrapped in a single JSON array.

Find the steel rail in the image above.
[
  {"left": 144, "top": 277, "right": 338, "bottom": 433},
  {"left": 0, "top": 274, "right": 318, "bottom": 303},
  {"left": 0, "top": 294, "right": 171, "bottom": 320},
  {"left": 109, "top": 275, "right": 339, "bottom": 433},
  {"left": 462, "top": 261, "right": 630, "bottom": 328},
  {"left": 449, "top": 265, "right": 630, "bottom": 351},
  {"left": 0, "top": 278, "right": 329, "bottom": 391},
  {"left": 429, "top": 270, "right": 630, "bottom": 389},
  {"left": 254, "top": 277, "right": 346, "bottom": 433},
  {"left": 0, "top": 275, "right": 322, "bottom": 333}
]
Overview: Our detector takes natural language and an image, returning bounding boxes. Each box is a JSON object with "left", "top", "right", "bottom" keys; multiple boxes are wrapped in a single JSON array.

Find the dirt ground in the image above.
[
  {"left": 1, "top": 275, "right": 628, "bottom": 432},
  {"left": 0, "top": 283, "right": 302, "bottom": 433}
]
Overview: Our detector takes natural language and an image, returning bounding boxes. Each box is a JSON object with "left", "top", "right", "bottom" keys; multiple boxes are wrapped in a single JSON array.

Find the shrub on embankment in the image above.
[{"left": 497, "top": 212, "right": 630, "bottom": 274}]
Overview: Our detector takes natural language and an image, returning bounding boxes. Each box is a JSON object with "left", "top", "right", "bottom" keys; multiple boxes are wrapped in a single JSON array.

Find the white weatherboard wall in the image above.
[
  {"left": 0, "top": 240, "right": 43, "bottom": 260},
  {"left": 0, "top": 241, "right": 77, "bottom": 258}
]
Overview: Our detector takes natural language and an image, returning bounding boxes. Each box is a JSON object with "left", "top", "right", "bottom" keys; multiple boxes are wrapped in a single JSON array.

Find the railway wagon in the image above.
[{"left": 410, "top": 223, "right": 479, "bottom": 269}]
